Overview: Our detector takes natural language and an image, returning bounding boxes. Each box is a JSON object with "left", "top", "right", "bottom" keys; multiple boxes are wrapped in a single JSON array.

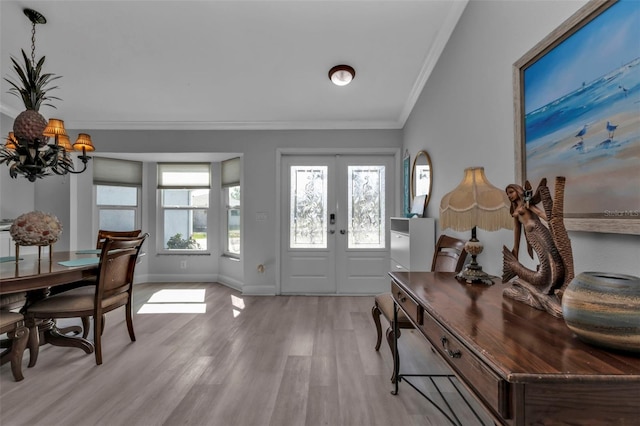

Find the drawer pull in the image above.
[
  {"left": 440, "top": 336, "right": 461, "bottom": 358},
  {"left": 397, "top": 292, "right": 406, "bottom": 303}
]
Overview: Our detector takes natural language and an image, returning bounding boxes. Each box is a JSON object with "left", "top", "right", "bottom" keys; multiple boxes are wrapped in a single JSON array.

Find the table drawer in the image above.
[
  {"left": 391, "top": 281, "right": 423, "bottom": 326},
  {"left": 420, "top": 315, "right": 509, "bottom": 419}
]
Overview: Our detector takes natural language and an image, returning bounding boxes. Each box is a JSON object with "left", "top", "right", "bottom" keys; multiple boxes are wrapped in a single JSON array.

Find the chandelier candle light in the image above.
[
  {"left": 439, "top": 167, "right": 513, "bottom": 285},
  {"left": 1, "top": 8, "right": 95, "bottom": 182}
]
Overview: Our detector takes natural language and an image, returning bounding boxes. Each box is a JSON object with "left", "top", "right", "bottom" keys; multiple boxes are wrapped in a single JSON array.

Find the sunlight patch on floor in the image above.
[
  {"left": 147, "top": 289, "right": 206, "bottom": 303},
  {"left": 232, "top": 294, "right": 244, "bottom": 318},
  {"left": 138, "top": 303, "right": 207, "bottom": 314},
  {"left": 138, "top": 288, "right": 207, "bottom": 314}
]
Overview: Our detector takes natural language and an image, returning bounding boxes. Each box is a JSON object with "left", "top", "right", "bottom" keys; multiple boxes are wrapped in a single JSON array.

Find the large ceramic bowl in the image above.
[{"left": 562, "top": 271, "right": 640, "bottom": 353}]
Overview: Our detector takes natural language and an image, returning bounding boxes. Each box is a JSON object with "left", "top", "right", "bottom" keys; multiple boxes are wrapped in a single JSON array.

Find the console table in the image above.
[{"left": 389, "top": 271, "right": 640, "bottom": 426}]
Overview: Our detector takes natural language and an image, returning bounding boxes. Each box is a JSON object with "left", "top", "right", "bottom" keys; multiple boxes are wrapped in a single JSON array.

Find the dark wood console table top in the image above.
[{"left": 389, "top": 271, "right": 640, "bottom": 426}]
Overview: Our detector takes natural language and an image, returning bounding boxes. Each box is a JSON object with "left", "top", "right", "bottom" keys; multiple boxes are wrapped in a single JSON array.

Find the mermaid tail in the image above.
[{"left": 502, "top": 246, "right": 518, "bottom": 282}]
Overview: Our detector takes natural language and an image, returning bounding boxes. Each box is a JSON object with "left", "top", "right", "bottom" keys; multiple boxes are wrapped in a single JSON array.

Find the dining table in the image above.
[{"left": 1, "top": 250, "right": 102, "bottom": 358}]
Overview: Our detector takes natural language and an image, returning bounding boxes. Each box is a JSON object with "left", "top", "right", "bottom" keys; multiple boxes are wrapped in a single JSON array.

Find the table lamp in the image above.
[{"left": 439, "top": 167, "right": 512, "bottom": 285}]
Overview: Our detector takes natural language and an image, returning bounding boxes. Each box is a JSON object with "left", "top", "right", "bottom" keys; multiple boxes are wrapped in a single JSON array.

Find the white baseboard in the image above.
[{"left": 242, "top": 285, "right": 277, "bottom": 296}]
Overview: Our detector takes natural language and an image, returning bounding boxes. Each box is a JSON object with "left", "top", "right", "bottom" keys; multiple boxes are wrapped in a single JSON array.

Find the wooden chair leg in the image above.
[
  {"left": 125, "top": 303, "right": 136, "bottom": 342},
  {"left": 94, "top": 314, "right": 103, "bottom": 365},
  {"left": 386, "top": 325, "right": 401, "bottom": 383},
  {"left": 8, "top": 324, "right": 29, "bottom": 381},
  {"left": 372, "top": 303, "right": 383, "bottom": 351},
  {"left": 81, "top": 316, "right": 90, "bottom": 339},
  {"left": 26, "top": 319, "right": 39, "bottom": 368}
]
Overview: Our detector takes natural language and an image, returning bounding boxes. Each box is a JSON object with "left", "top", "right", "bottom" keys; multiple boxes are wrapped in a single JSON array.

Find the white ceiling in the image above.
[{"left": 1, "top": 0, "right": 468, "bottom": 131}]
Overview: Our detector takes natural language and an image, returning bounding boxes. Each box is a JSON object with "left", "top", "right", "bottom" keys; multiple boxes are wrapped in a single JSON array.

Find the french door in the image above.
[{"left": 280, "top": 154, "right": 394, "bottom": 294}]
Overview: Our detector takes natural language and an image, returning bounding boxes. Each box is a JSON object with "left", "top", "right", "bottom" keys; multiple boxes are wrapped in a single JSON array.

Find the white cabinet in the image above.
[
  {"left": 0, "top": 232, "right": 11, "bottom": 258},
  {"left": 389, "top": 217, "right": 435, "bottom": 272},
  {"left": 0, "top": 231, "right": 39, "bottom": 258}
]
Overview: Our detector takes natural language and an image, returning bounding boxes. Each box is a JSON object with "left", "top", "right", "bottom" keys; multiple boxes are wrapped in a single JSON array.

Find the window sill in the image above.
[
  {"left": 221, "top": 254, "right": 240, "bottom": 261},
  {"left": 157, "top": 251, "right": 211, "bottom": 256}
]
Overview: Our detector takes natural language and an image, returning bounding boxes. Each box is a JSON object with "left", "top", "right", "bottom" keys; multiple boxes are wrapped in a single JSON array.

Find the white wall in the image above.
[{"left": 403, "top": 0, "right": 640, "bottom": 278}]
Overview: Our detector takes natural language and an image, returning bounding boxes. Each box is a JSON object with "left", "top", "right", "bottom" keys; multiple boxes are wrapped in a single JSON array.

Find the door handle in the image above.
[
  {"left": 339, "top": 229, "right": 346, "bottom": 235},
  {"left": 329, "top": 229, "right": 335, "bottom": 234}
]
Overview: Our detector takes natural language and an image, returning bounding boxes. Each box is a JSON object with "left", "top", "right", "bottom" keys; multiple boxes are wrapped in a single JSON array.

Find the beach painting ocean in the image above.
[{"left": 523, "top": 0, "right": 640, "bottom": 219}]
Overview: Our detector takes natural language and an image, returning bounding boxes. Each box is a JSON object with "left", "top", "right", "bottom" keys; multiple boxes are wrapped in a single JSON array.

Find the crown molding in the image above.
[
  {"left": 55, "top": 119, "right": 405, "bottom": 131},
  {"left": 398, "top": 0, "right": 468, "bottom": 126}
]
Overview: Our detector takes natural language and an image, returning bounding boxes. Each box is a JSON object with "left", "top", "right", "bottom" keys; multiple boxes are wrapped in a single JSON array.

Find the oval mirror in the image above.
[{"left": 410, "top": 150, "right": 433, "bottom": 209}]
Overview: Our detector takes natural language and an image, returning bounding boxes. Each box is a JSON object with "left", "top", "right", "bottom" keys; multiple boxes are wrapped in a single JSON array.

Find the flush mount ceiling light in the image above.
[{"left": 328, "top": 65, "right": 355, "bottom": 86}]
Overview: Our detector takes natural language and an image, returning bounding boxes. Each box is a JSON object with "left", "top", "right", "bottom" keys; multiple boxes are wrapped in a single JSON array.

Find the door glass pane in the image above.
[
  {"left": 348, "top": 165, "right": 385, "bottom": 249},
  {"left": 290, "top": 166, "right": 327, "bottom": 248}
]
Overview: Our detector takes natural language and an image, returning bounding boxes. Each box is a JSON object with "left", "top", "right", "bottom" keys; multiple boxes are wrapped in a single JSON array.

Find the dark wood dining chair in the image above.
[
  {"left": 25, "top": 233, "right": 148, "bottom": 365},
  {"left": 372, "top": 234, "right": 467, "bottom": 382},
  {"left": 49, "top": 229, "right": 142, "bottom": 338},
  {"left": 96, "top": 229, "right": 143, "bottom": 249},
  {"left": 0, "top": 310, "right": 29, "bottom": 381}
]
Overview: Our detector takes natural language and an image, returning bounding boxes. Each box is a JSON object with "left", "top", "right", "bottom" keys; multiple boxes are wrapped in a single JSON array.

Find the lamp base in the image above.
[{"left": 456, "top": 261, "right": 494, "bottom": 285}]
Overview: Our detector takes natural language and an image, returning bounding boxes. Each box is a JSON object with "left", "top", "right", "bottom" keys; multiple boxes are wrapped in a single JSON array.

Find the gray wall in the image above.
[
  {"left": 403, "top": 0, "right": 640, "bottom": 278},
  {"left": 0, "top": 123, "right": 402, "bottom": 293}
]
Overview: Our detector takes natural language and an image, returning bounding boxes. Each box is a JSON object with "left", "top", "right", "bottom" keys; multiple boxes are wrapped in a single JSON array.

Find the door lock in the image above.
[{"left": 330, "top": 213, "right": 336, "bottom": 225}]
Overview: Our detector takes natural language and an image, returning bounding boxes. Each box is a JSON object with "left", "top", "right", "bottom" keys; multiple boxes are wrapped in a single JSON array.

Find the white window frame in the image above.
[
  {"left": 93, "top": 157, "right": 143, "bottom": 234},
  {"left": 157, "top": 163, "right": 211, "bottom": 254},
  {"left": 221, "top": 158, "right": 241, "bottom": 258},
  {"left": 95, "top": 185, "right": 141, "bottom": 231},
  {"left": 224, "top": 185, "right": 241, "bottom": 258}
]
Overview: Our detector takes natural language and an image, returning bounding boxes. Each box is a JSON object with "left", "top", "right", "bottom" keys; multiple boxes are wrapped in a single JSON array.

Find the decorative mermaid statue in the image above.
[{"left": 502, "top": 176, "right": 575, "bottom": 317}]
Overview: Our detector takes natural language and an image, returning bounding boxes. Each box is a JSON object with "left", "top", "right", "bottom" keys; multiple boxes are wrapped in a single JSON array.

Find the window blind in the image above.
[
  {"left": 157, "top": 163, "right": 211, "bottom": 189},
  {"left": 221, "top": 157, "right": 241, "bottom": 188},
  {"left": 93, "top": 157, "right": 142, "bottom": 186}
]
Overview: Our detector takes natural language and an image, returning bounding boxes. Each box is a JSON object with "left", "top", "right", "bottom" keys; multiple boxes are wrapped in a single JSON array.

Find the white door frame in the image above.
[{"left": 275, "top": 147, "right": 401, "bottom": 295}]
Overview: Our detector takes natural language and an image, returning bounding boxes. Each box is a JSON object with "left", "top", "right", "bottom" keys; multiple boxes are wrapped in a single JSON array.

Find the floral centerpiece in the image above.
[{"left": 10, "top": 211, "right": 62, "bottom": 246}]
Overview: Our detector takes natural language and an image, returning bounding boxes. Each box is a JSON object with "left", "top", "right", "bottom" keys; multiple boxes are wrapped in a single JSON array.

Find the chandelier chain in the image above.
[{"left": 30, "top": 21, "right": 37, "bottom": 66}]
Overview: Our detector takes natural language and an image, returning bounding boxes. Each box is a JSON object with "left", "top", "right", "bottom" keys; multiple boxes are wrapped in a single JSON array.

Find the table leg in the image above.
[
  {"left": 391, "top": 300, "right": 400, "bottom": 395},
  {"left": 39, "top": 319, "right": 94, "bottom": 354}
]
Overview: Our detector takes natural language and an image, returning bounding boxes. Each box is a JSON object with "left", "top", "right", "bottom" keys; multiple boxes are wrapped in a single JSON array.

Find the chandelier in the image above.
[{"left": 1, "top": 8, "right": 94, "bottom": 182}]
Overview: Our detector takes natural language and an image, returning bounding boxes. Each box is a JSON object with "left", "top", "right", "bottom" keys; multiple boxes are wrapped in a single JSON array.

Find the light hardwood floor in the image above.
[{"left": 1, "top": 282, "right": 492, "bottom": 426}]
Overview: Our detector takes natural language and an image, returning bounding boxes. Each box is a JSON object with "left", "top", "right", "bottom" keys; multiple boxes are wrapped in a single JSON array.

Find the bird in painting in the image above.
[
  {"left": 619, "top": 85, "right": 628, "bottom": 97},
  {"left": 575, "top": 125, "right": 588, "bottom": 142},
  {"left": 606, "top": 121, "right": 618, "bottom": 139}
]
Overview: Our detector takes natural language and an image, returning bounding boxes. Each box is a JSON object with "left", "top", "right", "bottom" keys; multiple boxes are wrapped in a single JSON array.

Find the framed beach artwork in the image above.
[{"left": 514, "top": 0, "right": 640, "bottom": 234}]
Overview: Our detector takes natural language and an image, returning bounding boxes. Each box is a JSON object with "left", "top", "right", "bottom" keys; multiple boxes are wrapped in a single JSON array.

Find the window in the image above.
[
  {"left": 222, "top": 158, "right": 241, "bottom": 256},
  {"left": 158, "top": 163, "right": 210, "bottom": 252},
  {"left": 94, "top": 157, "right": 142, "bottom": 231},
  {"left": 225, "top": 186, "right": 241, "bottom": 255}
]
